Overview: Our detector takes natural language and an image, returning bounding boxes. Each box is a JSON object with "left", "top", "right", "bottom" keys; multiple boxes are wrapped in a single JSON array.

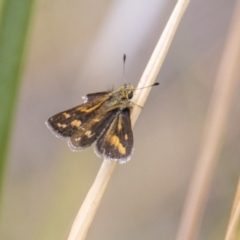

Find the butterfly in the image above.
[
  {"left": 46, "top": 56, "right": 159, "bottom": 163},
  {"left": 46, "top": 83, "right": 159, "bottom": 163}
]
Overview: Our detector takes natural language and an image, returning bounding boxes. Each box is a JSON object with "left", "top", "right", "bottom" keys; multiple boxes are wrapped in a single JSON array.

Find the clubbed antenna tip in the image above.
[
  {"left": 123, "top": 54, "right": 127, "bottom": 84},
  {"left": 135, "top": 82, "right": 160, "bottom": 90},
  {"left": 123, "top": 54, "right": 126, "bottom": 63}
]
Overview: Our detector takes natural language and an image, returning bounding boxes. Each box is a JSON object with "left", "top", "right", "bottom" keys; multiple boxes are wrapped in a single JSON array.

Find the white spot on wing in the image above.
[
  {"left": 67, "top": 139, "right": 87, "bottom": 152},
  {"left": 82, "top": 95, "right": 88, "bottom": 103},
  {"left": 45, "top": 120, "right": 66, "bottom": 139}
]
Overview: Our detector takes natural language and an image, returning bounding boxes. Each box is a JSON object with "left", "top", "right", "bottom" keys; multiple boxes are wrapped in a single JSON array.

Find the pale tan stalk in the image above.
[
  {"left": 67, "top": 1, "right": 190, "bottom": 239},
  {"left": 176, "top": 0, "right": 240, "bottom": 239},
  {"left": 225, "top": 178, "right": 240, "bottom": 240}
]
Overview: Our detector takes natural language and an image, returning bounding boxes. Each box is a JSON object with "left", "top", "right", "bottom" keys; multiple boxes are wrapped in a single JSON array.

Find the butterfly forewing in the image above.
[
  {"left": 95, "top": 108, "right": 133, "bottom": 163},
  {"left": 83, "top": 91, "right": 109, "bottom": 102},
  {"left": 46, "top": 92, "right": 110, "bottom": 138},
  {"left": 69, "top": 110, "right": 118, "bottom": 150}
]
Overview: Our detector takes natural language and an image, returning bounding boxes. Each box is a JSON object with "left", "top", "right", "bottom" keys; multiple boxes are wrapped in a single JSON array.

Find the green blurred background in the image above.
[{"left": 0, "top": 0, "right": 239, "bottom": 239}]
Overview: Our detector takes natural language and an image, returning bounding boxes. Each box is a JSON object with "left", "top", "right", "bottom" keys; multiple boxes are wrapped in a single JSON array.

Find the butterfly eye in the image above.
[{"left": 127, "top": 91, "right": 133, "bottom": 99}]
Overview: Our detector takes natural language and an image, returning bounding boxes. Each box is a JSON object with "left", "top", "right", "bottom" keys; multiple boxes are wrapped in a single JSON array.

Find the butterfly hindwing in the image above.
[
  {"left": 46, "top": 92, "right": 110, "bottom": 138},
  {"left": 95, "top": 108, "right": 133, "bottom": 163},
  {"left": 69, "top": 110, "right": 118, "bottom": 150}
]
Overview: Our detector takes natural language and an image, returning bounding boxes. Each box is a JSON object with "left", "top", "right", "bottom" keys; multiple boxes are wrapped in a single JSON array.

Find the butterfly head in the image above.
[{"left": 123, "top": 83, "right": 135, "bottom": 100}]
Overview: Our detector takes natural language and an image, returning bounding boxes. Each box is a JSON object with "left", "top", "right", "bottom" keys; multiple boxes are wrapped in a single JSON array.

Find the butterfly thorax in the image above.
[{"left": 104, "top": 83, "right": 135, "bottom": 111}]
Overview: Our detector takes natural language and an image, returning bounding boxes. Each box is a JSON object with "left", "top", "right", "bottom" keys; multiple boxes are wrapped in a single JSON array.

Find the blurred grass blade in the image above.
[
  {"left": 176, "top": 0, "right": 240, "bottom": 239},
  {"left": 0, "top": 0, "right": 35, "bottom": 201},
  {"left": 225, "top": 178, "right": 240, "bottom": 240}
]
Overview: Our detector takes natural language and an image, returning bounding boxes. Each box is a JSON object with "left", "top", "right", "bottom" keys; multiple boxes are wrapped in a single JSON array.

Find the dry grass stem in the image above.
[
  {"left": 176, "top": 0, "right": 240, "bottom": 239},
  {"left": 67, "top": 161, "right": 117, "bottom": 240},
  {"left": 67, "top": 0, "right": 190, "bottom": 239},
  {"left": 225, "top": 178, "right": 240, "bottom": 240}
]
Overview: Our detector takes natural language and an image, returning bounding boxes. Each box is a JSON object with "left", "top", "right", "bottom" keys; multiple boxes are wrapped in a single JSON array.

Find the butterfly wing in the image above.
[
  {"left": 94, "top": 108, "right": 134, "bottom": 163},
  {"left": 83, "top": 91, "right": 109, "bottom": 103},
  {"left": 46, "top": 92, "right": 110, "bottom": 138},
  {"left": 68, "top": 109, "right": 118, "bottom": 150}
]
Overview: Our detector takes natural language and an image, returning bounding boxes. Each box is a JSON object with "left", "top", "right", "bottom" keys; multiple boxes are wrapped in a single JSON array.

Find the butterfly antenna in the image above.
[
  {"left": 135, "top": 82, "right": 159, "bottom": 90},
  {"left": 123, "top": 54, "right": 127, "bottom": 84}
]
